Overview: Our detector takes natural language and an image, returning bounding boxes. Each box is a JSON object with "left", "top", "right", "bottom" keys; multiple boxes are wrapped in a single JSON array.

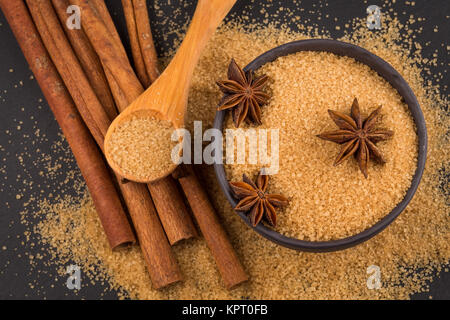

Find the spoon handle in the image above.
[{"left": 134, "top": 0, "right": 236, "bottom": 126}]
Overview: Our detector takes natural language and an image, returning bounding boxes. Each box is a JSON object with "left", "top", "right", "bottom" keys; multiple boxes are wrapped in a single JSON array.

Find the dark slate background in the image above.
[{"left": 0, "top": 0, "right": 448, "bottom": 300}]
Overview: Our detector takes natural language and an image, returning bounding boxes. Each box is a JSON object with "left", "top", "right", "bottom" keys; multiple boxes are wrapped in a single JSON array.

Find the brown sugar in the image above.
[
  {"left": 105, "top": 115, "right": 179, "bottom": 181},
  {"left": 224, "top": 51, "right": 418, "bottom": 241}
]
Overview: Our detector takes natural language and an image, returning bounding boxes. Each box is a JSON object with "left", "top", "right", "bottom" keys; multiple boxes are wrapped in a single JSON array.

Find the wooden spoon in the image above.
[{"left": 104, "top": 0, "right": 236, "bottom": 183}]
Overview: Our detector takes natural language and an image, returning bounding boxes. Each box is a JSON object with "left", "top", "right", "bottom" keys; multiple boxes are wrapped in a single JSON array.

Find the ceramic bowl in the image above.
[{"left": 213, "top": 39, "right": 427, "bottom": 252}]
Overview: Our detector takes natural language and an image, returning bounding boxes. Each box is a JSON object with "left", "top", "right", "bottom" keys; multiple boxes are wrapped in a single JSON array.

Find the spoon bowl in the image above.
[{"left": 104, "top": 108, "right": 180, "bottom": 183}]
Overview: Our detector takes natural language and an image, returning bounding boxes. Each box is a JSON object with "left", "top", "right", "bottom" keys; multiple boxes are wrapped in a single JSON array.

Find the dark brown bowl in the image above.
[{"left": 213, "top": 39, "right": 427, "bottom": 252}]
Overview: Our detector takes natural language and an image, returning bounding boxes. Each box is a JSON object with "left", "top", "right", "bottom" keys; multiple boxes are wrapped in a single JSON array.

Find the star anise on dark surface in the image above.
[
  {"left": 317, "top": 98, "right": 394, "bottom": 178},
  {"left": 229, "top": 172, "right": 289, "bottom": 227},
  {"left": 217, "top": 59, "right": 270, "bottom": 128}
]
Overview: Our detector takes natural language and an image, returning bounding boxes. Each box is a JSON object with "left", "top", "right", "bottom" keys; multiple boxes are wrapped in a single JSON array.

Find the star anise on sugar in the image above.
[
  {"left": 229, "top": 172, "right": 288, "bottom": 227},
  {"left": 317, "top": 98, "right": 394, "bottom": 178},
  {"left": 217, "top": 58, "right": 270, "bottom": 128}
]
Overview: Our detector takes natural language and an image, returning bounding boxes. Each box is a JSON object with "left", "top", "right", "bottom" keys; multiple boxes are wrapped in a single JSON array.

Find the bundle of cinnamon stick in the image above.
[{"left": 0, "top": 0, "right": 247, "bottom": 290}]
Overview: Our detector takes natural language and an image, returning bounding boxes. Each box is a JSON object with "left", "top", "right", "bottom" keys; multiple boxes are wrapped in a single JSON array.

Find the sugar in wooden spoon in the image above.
[{"left": 104, "top": 0, "right": 236, "bottom": 183}]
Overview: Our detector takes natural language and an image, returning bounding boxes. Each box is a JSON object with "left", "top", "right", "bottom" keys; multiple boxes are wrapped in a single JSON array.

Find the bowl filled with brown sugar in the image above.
[{"left": 214, "top": 39, "right": 427, "bottom": 252}]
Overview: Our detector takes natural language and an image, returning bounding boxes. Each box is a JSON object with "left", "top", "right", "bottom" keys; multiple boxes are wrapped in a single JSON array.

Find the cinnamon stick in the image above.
[
  {"left": 116, "top": 176, "right": 183, "bottom": 289},
  {"left": 90, "top": 0, "right": 129, "bottom": 58},
  {"left": 71, "top": 0, "right": 144, "bottom": 104},
  {"left": 176, "top": 165, "right": 248, "bottom": 290},
  {"left": 132, "top": 0, "right": 160, "bottom": 83},
  {"left": 51, "top": 0, "right": 117, "bottom": 122},
  {"left": 28, "top": 0, "right": 110, "bottom": 144},
  {"left": 58, "top": 0, "right": 127, "bottom": 114},
  {"left": 103, "top": 69, "right": 130, "bottom": 116},
  {"left": 121, "top": 0, "right": 150, "bottom": 87},
  {"left": 148, "top": 177, "right": 198, "bottom": 245},
  {"left": 77, "top": 0, "right": 198, "bottom": 245},
  {"left": 27, "top": 0, "right": 182, "bottom": 288},
  {"left": 86, "top": 0, "right": 137, "bottom": 114},
  {"left": 87, "top": 0, "right": 132, "bottom": 111},
  {"left": 0, "top": 0, "right": 135, "bottom": 250}
]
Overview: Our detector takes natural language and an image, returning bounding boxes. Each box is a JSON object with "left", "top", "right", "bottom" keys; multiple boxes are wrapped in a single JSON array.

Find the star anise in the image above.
[
  {"left": 217, "top": 59, "right": 270, "bottom": 128},
  {"left": 229, "top": 172, "right": 288, "bottom": 227},
  {"left": 317, "top": 98, "right": 394, "bottom": 178}
]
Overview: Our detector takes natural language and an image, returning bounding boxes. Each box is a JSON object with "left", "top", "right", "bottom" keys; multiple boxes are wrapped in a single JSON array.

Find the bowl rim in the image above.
[{"left": 213, "top": 39, "right": 428, "bottom": 252}]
